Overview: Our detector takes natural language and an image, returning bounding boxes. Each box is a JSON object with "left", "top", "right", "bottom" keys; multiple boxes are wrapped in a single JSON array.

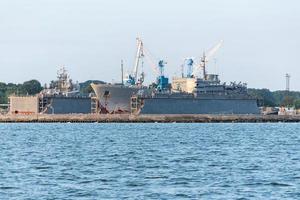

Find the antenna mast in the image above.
[
  {"left": 192, "top": 40, "right": 223, "bottom": 78},
  {"left": 286, "top": 73, "right": 291, "bottom": 91},
  {"left": 121, "top": 60, "right": 124, "bottom": 85}
]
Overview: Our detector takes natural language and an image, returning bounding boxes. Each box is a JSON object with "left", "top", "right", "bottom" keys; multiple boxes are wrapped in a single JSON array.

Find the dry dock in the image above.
[{"left": 0, "top": 114, "right": 300, "bottom": 123}]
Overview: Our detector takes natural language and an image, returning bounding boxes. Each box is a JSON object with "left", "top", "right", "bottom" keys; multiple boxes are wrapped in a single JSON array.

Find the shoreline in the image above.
[{"left": 0, "top": 114, "right": 300, "bottom": 123}]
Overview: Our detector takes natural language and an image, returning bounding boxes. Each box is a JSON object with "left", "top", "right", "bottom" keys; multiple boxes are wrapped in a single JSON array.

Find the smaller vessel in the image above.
[
  {"left": 10, "top": 67, "right": 92, "bottom": 114},
  {"left": 39, "top": 67, "right": 91, "bottom": 114}
]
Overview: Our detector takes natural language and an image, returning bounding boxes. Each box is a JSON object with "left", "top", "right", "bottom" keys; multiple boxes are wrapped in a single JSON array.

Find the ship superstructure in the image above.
[
  {"left": 133, "top": 76, "right": 259, "bottom": 114},
  {"left": 41, "top": 67, "right": 80, "bottom": 97}
]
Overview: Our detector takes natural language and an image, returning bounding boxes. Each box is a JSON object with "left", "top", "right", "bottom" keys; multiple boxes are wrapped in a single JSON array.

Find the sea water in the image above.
[{"left": 0, "top": 123, "right": 299, "bottom": 199}]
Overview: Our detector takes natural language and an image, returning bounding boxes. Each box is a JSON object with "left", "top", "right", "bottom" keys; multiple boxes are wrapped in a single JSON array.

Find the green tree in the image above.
[
  {"left": 248, "top": 88, "right": 276, "bottom": 106},
  {"left": 294, "top": 99, "right": 300, "bottom": 109},
  {"left": 21, "top": 80, "right": 43, "bottom": 95},
  {"left": 0, "top": 82, "right": 7, "bottom": 103},
  {"left": 281, "top": 96, "right": 295, "bottom": 107}
]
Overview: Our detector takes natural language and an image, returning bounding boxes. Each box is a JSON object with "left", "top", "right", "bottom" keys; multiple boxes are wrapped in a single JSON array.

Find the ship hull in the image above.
[
  {"left": 139, "top": 97, "right": 260, "bottom": 114},
  {"left": 43, "top": 96, "right": 92, "bottom": 114},
  {"left": 91, "top": 83, "right": 140, "bottom": 113},
  {"left": 91, "top": 84, "right": 260, "bottom": 115}
]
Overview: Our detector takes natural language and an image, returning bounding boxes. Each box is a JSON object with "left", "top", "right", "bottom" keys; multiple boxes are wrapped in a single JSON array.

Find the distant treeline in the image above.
[
  {"left": 1, "top": 80, "right": 300, "bottom": 109},
  {"left": 248, "top": 88, "right": 300, "bottom": 108},
  {"left": 0, "top": 80, "right": 43, "bottom": 104}
]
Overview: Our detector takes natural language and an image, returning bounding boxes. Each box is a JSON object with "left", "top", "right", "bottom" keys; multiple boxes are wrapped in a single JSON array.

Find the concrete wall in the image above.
[
  {"left": 10, "top": 96, "right": 92, "bottom": 114},
  {"left": 9, "top": 96, "right": 39, "bottom": 114}
]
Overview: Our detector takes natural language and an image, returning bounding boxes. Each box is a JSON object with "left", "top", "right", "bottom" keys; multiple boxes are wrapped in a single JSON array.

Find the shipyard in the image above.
[
  {"left": 2, "top": 38, "right": 300, "bottom": 122},
  {"left": 1, "top": 1, "right": 300, "bottom": 200}
]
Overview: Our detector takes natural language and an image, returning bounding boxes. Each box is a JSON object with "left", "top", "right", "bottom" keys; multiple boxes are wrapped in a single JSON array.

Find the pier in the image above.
[{"left": 0, "top": 114, "right": 300, "bottom": 123}]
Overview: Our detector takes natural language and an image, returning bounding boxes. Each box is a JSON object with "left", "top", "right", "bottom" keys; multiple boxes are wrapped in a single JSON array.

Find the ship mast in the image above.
[
  {"left": 192, "top": 40, "right": 223, "bottom": 79},
  {"left": 201, "top": 52, "right": 207, "bottom": 80},
  {"left": 121, "top": 60, "right": 124, "bottom": 85}
]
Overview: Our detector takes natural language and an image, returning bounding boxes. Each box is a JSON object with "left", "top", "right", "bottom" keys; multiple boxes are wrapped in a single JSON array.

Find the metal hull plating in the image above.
[
  {"left": 91, "top": 83, "right": 140, "bottom": 113},
  {"left": 42, "top": 97, "right": 92, "bottom": 114},
  {"left": 139, "top": 97, "right": 260, "bottom": 114}
]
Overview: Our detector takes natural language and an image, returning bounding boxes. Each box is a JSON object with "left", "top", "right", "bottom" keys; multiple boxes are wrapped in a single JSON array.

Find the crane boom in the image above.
[
  {"left": 205, "top": 40, "right": 223, "bottom": 62},
  {"left": 143, "top": 48, "right": 160, "bottom": 76},
  {"left": 133, "top": 38, "right": 144, "bottom": 83}
]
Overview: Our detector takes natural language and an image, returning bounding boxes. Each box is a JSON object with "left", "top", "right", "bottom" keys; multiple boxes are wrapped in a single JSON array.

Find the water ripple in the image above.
[{"left": 0, "top": 123, "right": 299, "bottom": 199}]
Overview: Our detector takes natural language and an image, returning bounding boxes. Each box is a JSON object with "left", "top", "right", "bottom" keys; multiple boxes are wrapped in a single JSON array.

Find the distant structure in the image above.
[
  {"left": 9, "top": 67, "right": 92, "bottom": 115},
  {"left": 286, "top": 73, "right": 291, "bottom": 91}
]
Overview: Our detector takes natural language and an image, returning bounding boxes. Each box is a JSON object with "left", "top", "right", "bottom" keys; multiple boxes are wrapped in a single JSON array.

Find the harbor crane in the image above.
[
  {"left": 124, "top": 37, "right": 166, "bottom": 86},
  {"left": 123, "top": 38, "right": 145, "bottom": 86},
  {"left": 184, "top": 58, "right": 195, "bottom": 78},
  {"left": 132, "top": 38, "right": 144, "bottom": 84},
  {"left": 132, "top": 39, "right": 169, "bottom": 90}
]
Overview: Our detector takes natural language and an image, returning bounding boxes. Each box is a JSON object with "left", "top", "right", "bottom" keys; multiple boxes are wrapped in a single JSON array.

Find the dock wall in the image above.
[
  {"left": 0, "top": 114, "right": 300, "bottom": 123},
  {"left": 9, "top": 96, "right": 39, "bottom": 114}
]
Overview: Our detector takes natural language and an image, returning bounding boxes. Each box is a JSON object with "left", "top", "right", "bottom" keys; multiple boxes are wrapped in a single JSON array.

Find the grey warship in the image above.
[
  {"left": 132, "top": 45, "right": 260, "bottom": 114},
  {"left": 133, "top": 76, "right": 260, "bottom": 115}
]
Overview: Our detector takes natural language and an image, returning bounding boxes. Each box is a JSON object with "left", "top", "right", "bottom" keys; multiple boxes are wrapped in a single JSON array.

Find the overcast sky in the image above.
[{"left": 0, "top": 0, "right": 299, "bottom": 90}]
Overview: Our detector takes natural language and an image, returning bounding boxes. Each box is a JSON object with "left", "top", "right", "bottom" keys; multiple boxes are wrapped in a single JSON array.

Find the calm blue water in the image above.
[{"left": 0, "top": 123, "right": 299, "bottom": 199}]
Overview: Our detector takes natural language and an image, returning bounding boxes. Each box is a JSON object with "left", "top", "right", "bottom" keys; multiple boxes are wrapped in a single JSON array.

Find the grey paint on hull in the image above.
[
  {"left": 45, "top": 97, "right": 91, "bottom": 114},
  {"left": 91, "top": 83, "right": 139, "bottom": 112},
  {"left": 140, "top": 98, "right": 260, "bottom": 114}
]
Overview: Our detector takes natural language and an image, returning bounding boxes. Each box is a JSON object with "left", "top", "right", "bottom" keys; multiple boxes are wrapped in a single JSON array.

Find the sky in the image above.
[{"left": 0, "top": 0, "right": 299, "bottom": 91}]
